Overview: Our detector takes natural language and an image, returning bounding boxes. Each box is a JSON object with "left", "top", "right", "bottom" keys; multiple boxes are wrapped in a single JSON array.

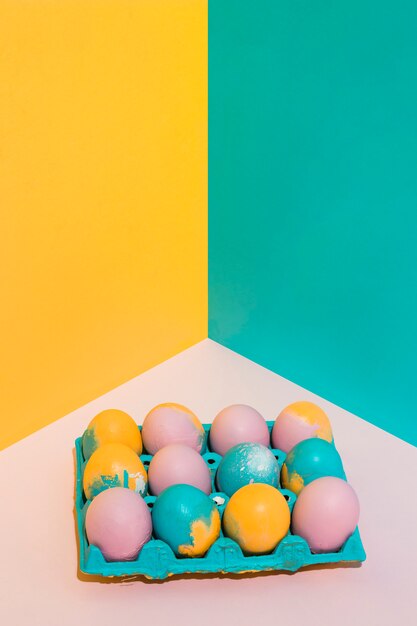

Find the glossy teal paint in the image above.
[
  {"left": 151, "top": 484, "right": 219, "bottom": 556},
  {"left": 216, "top": 442, "right": 280, "bottom": 496},
  {"left": 282, "top": 438, "right": 345, "bottom": 495},
  {"left": 209, "top": 0, "right": 417, "bottom": 446}
]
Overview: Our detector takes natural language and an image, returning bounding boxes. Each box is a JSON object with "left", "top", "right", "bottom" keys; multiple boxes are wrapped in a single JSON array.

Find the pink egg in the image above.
[
  {"left": 148, "top": 443, "right": 212, "bottom": 495},
  {"left": 85, "top": 487, "right": 152, "bottom": 561},
  {"left": 210, "top": 404, "right": 269, "bottom": 456},
  {"left": 142, "top": 403, "right": 205, "bottom": 455},
  {"left": 291, "top": 476, "right": 360, "bottom": 553}
]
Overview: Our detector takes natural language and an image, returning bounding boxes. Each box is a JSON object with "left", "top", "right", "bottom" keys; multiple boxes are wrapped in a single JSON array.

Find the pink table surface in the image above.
[{"left": 1, "top": 339, "right": 416, "bottom": 626}]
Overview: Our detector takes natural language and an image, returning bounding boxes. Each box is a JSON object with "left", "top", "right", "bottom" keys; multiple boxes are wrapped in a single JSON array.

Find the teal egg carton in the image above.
[{"left": 74, "top": 422, "right": 366, "bottom": 580}]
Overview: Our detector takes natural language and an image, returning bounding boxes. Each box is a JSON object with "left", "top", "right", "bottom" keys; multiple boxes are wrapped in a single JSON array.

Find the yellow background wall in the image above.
[{"left": 0, "top": 0, "right": 207, "bottom": 449}]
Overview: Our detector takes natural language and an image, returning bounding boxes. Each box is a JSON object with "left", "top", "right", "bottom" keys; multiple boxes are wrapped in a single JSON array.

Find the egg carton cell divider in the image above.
[{"left": 74, "top": 421, "right": 366, "bottom": 579}]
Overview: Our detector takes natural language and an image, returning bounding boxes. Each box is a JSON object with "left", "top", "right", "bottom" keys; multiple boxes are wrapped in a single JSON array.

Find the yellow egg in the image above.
[
  {"left": 223, "top": 483, "right": 290, "bottom": 555},
  {"left": 83, "top": 442, "right": 147, "bottom": 500},
  {"left": 82, "top": 409, "right": 142, "bottom": 460}
]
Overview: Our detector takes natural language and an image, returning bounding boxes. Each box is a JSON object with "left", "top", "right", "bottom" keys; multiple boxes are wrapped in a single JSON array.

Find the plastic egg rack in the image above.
[{"left": 75, "top": 422, "right": 366, "bottom": 580}]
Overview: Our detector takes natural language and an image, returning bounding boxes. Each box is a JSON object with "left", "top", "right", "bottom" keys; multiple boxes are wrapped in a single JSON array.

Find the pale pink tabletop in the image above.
[{"left": 1, "top": 339, "right": 416, "bottom": 626}]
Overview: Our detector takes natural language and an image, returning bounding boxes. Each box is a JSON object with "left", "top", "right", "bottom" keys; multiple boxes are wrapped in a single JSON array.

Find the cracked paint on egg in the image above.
[{"left": 216, "top": 442, "right": 280, "bottom": 496}]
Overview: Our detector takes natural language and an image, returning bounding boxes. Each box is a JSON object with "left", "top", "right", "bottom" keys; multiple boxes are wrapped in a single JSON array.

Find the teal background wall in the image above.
[{"left": 209, "top": 0, "right": 417, "bottom": 446}]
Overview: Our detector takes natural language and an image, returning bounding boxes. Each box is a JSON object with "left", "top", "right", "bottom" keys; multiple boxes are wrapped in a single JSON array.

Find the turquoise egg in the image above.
[
  {"left": 152, "top": 484, "right": 221, "bottom": 557},
  {"left": 216, "top": 442, "right": 280, "bottom": 497},
  {"left": 281, "top": 438, "right": 345, "bottom": 495}
]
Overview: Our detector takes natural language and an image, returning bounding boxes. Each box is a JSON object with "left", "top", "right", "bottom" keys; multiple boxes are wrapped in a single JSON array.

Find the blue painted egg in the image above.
[
  {"left": 281, "top": 437, "right": 345, "bottom": 495},
  {"left": 152, "top": 484, "right": 221, "bottom": 557},
  {"left": 216, "top": 442, "right": 280, "bottom": 497}
]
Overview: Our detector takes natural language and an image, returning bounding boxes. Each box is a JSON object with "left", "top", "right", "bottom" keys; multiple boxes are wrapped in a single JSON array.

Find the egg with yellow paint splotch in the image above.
[
  {"left": 82, "top": 409, "right": 142, "bottom": 460},
  {"left": 281, "top": 438, "right": 345, "bottom": 495},
  {"left": 152, "top": 484, "right": 221, "bottom": 557},
  {"left": 271, "top": 401, "right": 333, "bottom": 453},
  {"left": 83, "top": 442, "right": 148, "bottom": 500},
  {"left": 223, "top": 483, "right": 290, "bottom": 555},
  {"left": 142, "top": 403, "right": 205, "bottom": 455}
]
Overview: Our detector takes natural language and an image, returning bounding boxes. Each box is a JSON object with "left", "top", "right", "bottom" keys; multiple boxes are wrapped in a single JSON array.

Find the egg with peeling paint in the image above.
[
  {"left": 85, "top": 487, "right": 152, "bottom": 561},
  {"left": 83, "top": 442, "right": 148, "bottom": 500},
  {"left": 216, "top": 442, "right": 280, "bottom": 496},
  {"left": 152, "top": 484, "right": 220, "bottom": 557},
  {"left": 142, "top": 403, "right": 205, "bottom": 455},
  {"left": 271, "top": 401, "right": 333, "bottom": 453}
]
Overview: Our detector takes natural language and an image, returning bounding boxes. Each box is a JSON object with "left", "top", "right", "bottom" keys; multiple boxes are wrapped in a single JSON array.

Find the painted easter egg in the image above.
[
  {"left": 271, "top": 401, "right": 333, "bottom": 453},
  {"left": 216, "top": 442, "right": 279, "bottom": 497},
  {"left": 209, "top": 404, "right": 269, "bottom": 456},
  {"left": 142, "top": 403, "right": 205, "bottom": 455},
  {"left": 281, "top": 438, "right": 345, "bottom": 495},
  {"left": 152, "top": 484, "right": 221, "bottom": 557},
  {"left": 83, "top": 442, "right": 147, "bottom": 500},
  {"left": 148, "top": 443, "right": 212, "bottom": 496},
  {"left": 223, "top": 483, "right": 290, "bottom": 555},
  {"left": 85, "top": 487, "right": 152, "bottom": 561},
  {"left": 291, "top": 476, "right": 360, "bottom": 553},
  {"left": 82, "top": 409, "right": 142, "bottom": 460}
]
